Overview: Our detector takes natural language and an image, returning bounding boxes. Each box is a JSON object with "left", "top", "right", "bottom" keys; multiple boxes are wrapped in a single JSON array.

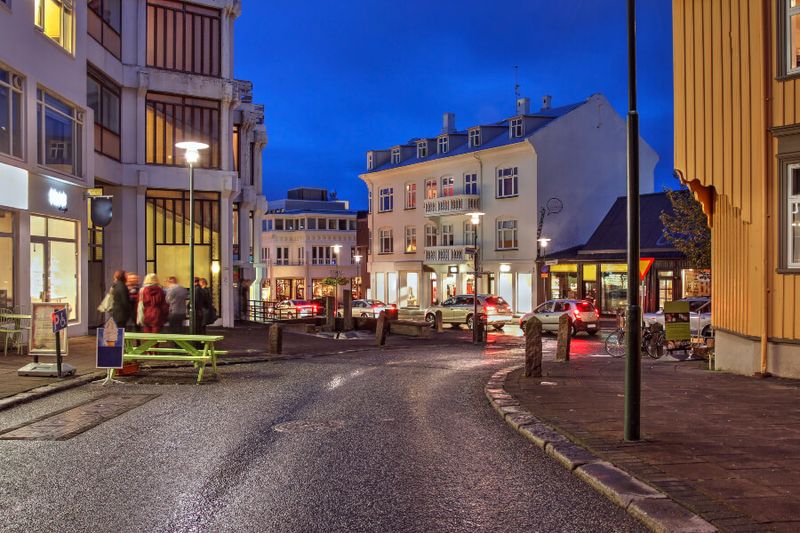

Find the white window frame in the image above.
[
  {"left": 379, "top": 187, "right": 393, "bottom": 212},
  {"left": 37, "top": 87, "right": 83, "bottom": 178},
  {"left": 367, "top": 152, "right": 374, "bottom": 170},
  {"left": 496, "top": 167, "right": 519, "bottom": 198},
  {"left": 437, "top": 136, "right": 448, "bottom": 154},
  {"left": 312, "top": 246, "right": 332, "bottom": 265},
  {"left": 510, "top": 117, "right": 524, "bottom": 138},
  {"left": 440, "top": 224, "right": 454, "bottom": 246},
  {"left": 391, "top": 147, "right": 401, "bottom": 164},
  {"left": 496, "top": 218, "right": 518, "bottom": 250},
  {"left": 417, "top": 141, "right": 428, "bottom": 158},
  {"left": 464, "top": 173, "right": 478, "bottom": 195},
  {"left": 787, "top": 1, "right": 800, "bottom": 75},
  {"left": 405, "top": 182, "right": 417, "bottom": 209},
  {"left": 469, "top": 128, "right": 480, "bottom": 147},
  {"left": 441, "top": 176, "right": 455, "bottom": 197},
  {"left": 788, "top": 163, "right": 800, "bottom": 268},
  {"left": 425, "top": 179, "right": 438, "bottom": 199},
  {"left": 404, "top": 226, "right": 416, "bottom": 253},
  {"left": 35, "top": 0, "right": 75, "bottom": 54},
  {"left": 424, "top": 224, "right": 438, "bottom": 248},
  {"left": 464, "top": 220, "right": 476, "bottom": 244},
  {"left": 0, "top": 67, "right": 23, "bottom": 159},
  {"left": 379, "top": 228, "right": 393, "bottom": 254},
  {"left": 276, "top": 246, "right": 289, "bottom": 265}
]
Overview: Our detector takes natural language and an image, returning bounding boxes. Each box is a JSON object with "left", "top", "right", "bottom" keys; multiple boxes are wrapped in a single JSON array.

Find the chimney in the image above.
[
  {"left": 541, "top": 95, "right": 552, "bottom": 110},
  {"left": 442, "top": 112, "right": 456, "bottom": 134},
  {"left": 516, "top": 97, "right": 530, "bottom": 115}
]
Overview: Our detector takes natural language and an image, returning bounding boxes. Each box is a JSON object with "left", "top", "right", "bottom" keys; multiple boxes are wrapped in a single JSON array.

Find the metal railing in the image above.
[
  {"left": 246, "top": 300, "right": 321, "bottom": 323},
  {"left": 423, "top": 194, "right": 480, "bottom": 217}
]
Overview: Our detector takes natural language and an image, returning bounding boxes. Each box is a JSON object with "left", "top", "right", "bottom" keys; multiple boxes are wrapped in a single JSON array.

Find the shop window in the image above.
[
  {"left": 146, "top": 0, "right": 221, "bottom": 77},
  {"left": 387, "top": 272, "right": 398, "bottom": 305},
  {"left": 37, "top": 88, "right": 83, "bottom": 177},
  {"left": 312, "top": 278, "right": 335, "bottom": 298},
  {"left": 35, "top": 0, "right": 74, "bottom": 54},
  {"left": 517, "top": 273, "right": 532, "bottom": 313},
  {"left": 29, "top": 215, "right": 78, "bottom": 321},
  {"left": 0, "top": 210, "right": 15, "bottom": 309},
  {"left": 145, "top": 92, "right": 220, "bottom": 168},
  {"left": 658, "top": 271, "right": 674, "bottom": 310},
  {"left": 402, "top": 272, "right": 418, "bottom": 308},
  {"left": 88, "top": 0, "right": 122, "bottom": 58},
  {"left": 681, "top": 269, "right": 711, "bottom": 298},
  {"left": 601, "top": 263, "right": 628, "bottom": 314},
  {"left": 87, "top": 70, "right": 121, "bottom": 160},
  {"left": 0, "top": 67, "right": 23, "bottom": 159}
]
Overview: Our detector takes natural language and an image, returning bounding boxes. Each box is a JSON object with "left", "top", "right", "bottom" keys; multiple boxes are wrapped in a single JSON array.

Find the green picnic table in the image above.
[{"left": 114, "top": 332, "right": 226, "bottom": 383}]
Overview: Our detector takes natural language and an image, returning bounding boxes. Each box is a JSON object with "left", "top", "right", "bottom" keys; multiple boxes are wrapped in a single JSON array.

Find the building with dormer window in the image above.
[{"left": 360, "top": 94, "right": 658, "bottom": 313}]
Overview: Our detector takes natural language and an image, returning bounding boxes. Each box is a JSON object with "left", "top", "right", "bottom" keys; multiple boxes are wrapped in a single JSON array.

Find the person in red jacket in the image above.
[{"left": 138, "top": 273, "right": 169, "bottom": 333}]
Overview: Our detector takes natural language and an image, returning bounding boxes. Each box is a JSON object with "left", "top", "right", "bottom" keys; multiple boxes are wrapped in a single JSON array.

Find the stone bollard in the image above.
[
  {"left": 342, "top": 289, "right": 353, "bottom": 331},
  {"left": 556, "top": 313, "right": 571, "bottom": 362},
  {"left": 375, "top": 311, "right": 389, "bottom": 346},
  {"left": 434, "top": 310, "right": 443, "bottom": 333},
  {"left": 524, "top": 317, "right": 543, "bottom": 377},
  {"left": 268, "top": 324, "right": 283, "bottom": 354},
  {"left": 324, "top": 296, "right": 335, "bottom": 331}
]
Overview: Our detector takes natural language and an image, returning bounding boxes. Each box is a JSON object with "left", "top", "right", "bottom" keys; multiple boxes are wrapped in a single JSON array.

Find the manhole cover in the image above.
[
  {"left": 0, "top": 393, "right": 159, "bottom": 441},
  {"left": 272, "top": 420, "right": 345, "bottom": 433}
]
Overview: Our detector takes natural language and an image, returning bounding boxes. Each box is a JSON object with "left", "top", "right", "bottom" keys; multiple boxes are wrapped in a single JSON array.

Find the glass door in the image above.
[{"left": 30, "top": 241, "right": 47, "bottom": 305}]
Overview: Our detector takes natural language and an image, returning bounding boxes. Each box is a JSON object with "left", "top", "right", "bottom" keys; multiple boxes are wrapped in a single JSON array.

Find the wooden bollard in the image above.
[
  {"left": 434, "top": 310, "right": 443, "bottom": 333},
  {"left": 268, "top": 324, "right": 283, "bottom": 354},
  {"left": 524, "top": 317, "right": 543, "bottom": 377},
  {"left": 375, "top": 311, "right": 388, "bottom": 346},
  {"left": 556, "top": 313, "right": 571, "bottom": 362},
  {"left": 342, "top": 289, "right": 353, "bottom": 331}
]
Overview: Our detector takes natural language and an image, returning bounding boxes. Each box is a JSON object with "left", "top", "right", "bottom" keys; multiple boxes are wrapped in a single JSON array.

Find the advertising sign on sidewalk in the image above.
[
  {"left": 96, "top": 322, "right": 125, "bottom": 369},
  {"left": 664, "top": 300, "right": 691, "bottom": 341},
  {"left": 29, "top": 303, "right": 69, "bottom": 356}
]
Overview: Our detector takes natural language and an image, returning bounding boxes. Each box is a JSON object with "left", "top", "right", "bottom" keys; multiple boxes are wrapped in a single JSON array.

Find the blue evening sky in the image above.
[{"left": 234, "top": 0, "right": 675, "bottom": 211}]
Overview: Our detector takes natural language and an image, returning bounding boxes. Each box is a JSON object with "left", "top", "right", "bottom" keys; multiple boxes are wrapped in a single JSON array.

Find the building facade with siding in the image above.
[{"left": 673, "top": 0, "right": 800, "bottom": 377}]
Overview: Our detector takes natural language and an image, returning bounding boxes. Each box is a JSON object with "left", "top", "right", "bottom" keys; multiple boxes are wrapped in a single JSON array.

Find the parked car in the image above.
[
  {"left": 270, "top": 299, "right": 319, "bottom": 319},
  {"left": 339, "top": 299, "right": 398, "bottom": 319},
  {"left": 519, "top": 299, "right": 600, "bottom": 336},
  {"left": 643, "top": 297, "right": 712, "bottom": 337},
  {"left": 423, "top": 294, "right": 513, "bottom": 330},
  {"left": 309, "top": 297, "right": 330, "bottom": 316}
]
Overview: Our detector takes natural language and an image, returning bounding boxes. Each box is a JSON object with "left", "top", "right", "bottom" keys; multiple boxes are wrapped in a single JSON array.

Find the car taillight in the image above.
[
  {"left": 572, "top": 309, "right": 581, "bottom": 319},
  {"left": 390, "top": 304, "right": 397, "bottom": 309},
  {"left": 594, "top": 308, "right": 600, "bottom": 318}
]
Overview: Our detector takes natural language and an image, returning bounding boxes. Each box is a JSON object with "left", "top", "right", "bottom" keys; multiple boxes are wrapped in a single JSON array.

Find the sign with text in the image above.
[
  {"left": 29, "top": 303, "right": 68, "bottom": 356},
  {"left": 664, "top": 300, "right": 691, "bottom": 341},
  {"left": 96, "top": 326, "right": 125, "bottom": 369}
]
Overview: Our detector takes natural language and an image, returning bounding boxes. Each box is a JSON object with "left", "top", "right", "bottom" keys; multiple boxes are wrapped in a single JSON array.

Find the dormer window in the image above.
[
  {"left": 391, "top": 148, "right": 401, "bottom": 164},
  {"left": 510, "top": 118, "right": 524, "bottom": 138},
  {"left": 417, "top": 141, "right": 428, "bottom": 158},
  {"left": 437, "top": 136, "right": 449, "bottom": 154},
  {"left": 469, "top": 128, "right": 481, "bottom": 147},
  {"left": 367, "top": 152, "right": 374, "bottom": 170}
]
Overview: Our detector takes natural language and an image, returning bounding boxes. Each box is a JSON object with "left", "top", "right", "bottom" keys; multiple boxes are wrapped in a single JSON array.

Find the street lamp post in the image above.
[
  {"left": 175, "top": 141, "right": 208, "bottom": 335},
  {"left": 466, "top": 212, "right": 484, "bottom": 344},
  {"left": 332, "top": 244, "right": 342, "bottom": 326},
  {"left": 354, "top": 253, "right": 363, "bottom": 299},
  {"left": 538, "top": 237, "right": 551, "bottom": 300}
]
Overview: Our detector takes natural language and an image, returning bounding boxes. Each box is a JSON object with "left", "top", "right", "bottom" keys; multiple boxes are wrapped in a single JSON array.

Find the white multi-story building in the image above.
[
  {"left": 360, "top": 95, "right": 657, "bottom": 313},
  {"left": 261, "top": 188, "right": 360, "bottom": 302},
  {"left": 0, "top": 0, "right": 267, "bottom": 335}
]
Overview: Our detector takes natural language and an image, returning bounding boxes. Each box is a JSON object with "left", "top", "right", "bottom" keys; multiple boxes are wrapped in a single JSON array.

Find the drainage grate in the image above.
[{"left": 0, "top": 393, "right": 159, "bottom": 441}]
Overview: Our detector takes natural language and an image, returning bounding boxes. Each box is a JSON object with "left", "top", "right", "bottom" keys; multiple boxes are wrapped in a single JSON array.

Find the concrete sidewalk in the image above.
[{"left": 504, "top": 354, "right": 800, "bottom": 532}]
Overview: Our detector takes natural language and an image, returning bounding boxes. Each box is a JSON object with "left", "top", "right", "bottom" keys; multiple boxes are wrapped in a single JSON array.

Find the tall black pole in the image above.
[
  {"left": 473, "top": 225, "right": 479, "bottom": 344},
  {"left": 189, "top": 162, "right": 196, "bottom": 336},
  {"left": 624, "top": 0, "right": 642, "bottom": 441}
]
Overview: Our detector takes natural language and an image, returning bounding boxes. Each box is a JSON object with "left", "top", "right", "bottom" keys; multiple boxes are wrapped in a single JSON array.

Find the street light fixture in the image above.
[
  {"left": 175, "top": 141, "right": 208, "bottom": 335},
  {"left": 353, "top": 253, "right": 363, "bottom": 298},
  {"left": 466, "top": 211, "right": 484, "bottom": 345},
  {"left": 538, "top": 237, "right": 552, "bottom": 301}
]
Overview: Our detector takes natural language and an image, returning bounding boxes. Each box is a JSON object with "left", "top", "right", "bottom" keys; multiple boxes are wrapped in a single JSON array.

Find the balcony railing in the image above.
[
  {"left": 423, "top": 194, "right": 480, "bottom": 217},
  {"left": 424, "top": 245, "right": 470, "bottom": 264}
]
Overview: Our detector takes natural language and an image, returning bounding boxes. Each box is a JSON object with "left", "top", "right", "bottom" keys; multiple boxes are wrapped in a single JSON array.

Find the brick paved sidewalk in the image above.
[{"left": 505, "top": 355, "right": 800, "bottom": 532}]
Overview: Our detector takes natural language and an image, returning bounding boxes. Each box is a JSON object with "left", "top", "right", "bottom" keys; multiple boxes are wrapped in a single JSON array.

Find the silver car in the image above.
[
  {"left": 644, "top": 297, "right": 712, "bottom": 337},
  {"left": 519, "top": 299, "right": 600, "bottom": 336},
  {"left": 424, "top": 294, "right": 514, "bottom": 330}
]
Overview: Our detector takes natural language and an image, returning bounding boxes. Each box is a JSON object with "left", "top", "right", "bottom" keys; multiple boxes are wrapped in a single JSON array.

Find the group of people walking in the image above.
[{"left": 106, "top": 271, "right": 215, "bottom": 334}]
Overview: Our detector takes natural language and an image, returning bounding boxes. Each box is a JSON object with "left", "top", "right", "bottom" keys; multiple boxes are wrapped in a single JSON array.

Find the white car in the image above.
[
  {"left": 519, "top": 299, "right": 600, "bottom": 337},
  {"left": 644, "top": 297, "right": 713, "bottom": 337}
]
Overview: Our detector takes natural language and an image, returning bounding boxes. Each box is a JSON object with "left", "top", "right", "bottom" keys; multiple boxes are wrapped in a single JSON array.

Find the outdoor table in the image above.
[
  {"left": 0, "top": 313, "right": 31, "bottom": 356},
  {"left": 114, "top": 332, "right": 225, "bottom": 383}
]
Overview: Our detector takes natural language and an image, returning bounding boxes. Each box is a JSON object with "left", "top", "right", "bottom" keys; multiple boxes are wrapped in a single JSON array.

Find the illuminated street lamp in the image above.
[
  {"left": 175, "top": 141, "right": 208, "bottom": 335},
  {"left": 466, "top": 212, "right": 484, "bottom": 344}
]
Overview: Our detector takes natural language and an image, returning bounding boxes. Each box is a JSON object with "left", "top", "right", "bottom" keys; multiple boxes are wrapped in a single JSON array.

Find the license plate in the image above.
[{"left": 587, "top": 324, "right": 597, "bottom": 329}]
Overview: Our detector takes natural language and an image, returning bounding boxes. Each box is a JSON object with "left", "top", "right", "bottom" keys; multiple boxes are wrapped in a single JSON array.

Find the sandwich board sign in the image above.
[
  {"left": 664, "top": 300, "right": 691, "bottom": 341},
  {"left": 18, "top": 302, "right": 76, "bottom": 377},
  {"left": 97, "top": 319, "right": 124, "bottom": 369}
]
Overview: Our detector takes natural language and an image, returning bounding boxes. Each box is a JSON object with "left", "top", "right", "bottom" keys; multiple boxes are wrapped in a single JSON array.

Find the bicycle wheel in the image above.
[
  {"left": 644, "top": 330, "right": 665, "bottom": 359},
  {"left": 605, "top": 329, "right": 625, "bottom": 358}
]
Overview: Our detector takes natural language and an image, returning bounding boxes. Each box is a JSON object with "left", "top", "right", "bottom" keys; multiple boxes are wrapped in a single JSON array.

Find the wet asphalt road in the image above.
[{"left": 0, "top": 336, "right": 643, "bottom": 532}]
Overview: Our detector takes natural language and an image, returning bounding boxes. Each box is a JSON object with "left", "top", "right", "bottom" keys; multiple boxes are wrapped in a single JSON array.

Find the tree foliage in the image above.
[
  {"left": 322, "top": 276, "right": 349, "bottom": 287},
  {"left": 660, "top": 188, "right": 711, "bottom": 269}
]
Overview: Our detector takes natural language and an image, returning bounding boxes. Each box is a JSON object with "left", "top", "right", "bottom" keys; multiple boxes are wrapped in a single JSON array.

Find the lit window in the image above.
[
  {"left": 787, "top": 1, "right": 800, "bottom": 73},
  {"left": 510, "top": 117, "right": 524, "bottom": 138},
  {"left": 0, "top": 68, "right": 23, "bottom": 159},
  {"left": 379, "top": 228, "right": 393, "bottom": 254},
  {"left": 37, "top": 88, "right": 83, "bottom": 177},
  {"left": 496, "top": 219, "right": 518, "bottom": 250},
  {"left": 496, "top": 167, "right": 519, "bottom": 198},
  {"left": 464, "top": 173, "right": 478, "bottom": 195},
  {"left": 146, "top": 0, "right": 221, "bottom": 76},
  {"left": 425, "top": 179, "right": 438, "bottom": 199},
  {"left": 405, "top": 182, "right": 417, "bottom": 209},
  {"left": 35, "top": 0, "right": 74, "bottom": 53},
  {"left": 145, "top": 92, "right": 220, "bottom": 168},
  {"left": 787, "top": 163, "right": 800, "bottom": 268},
  {"left": 379, "top": 187, "right": 393, "bottom": 212},
  {"left": 391, "top": 147, "right": 401, "bottom": 164},
  {"left": 441, "top": 176, "right": 455, "bottom": 197},
  {"left": 405, "top": 226, "right": 417, "bottom": 253},
  {"left": 417, "top": 141, "right": 428, "bottom": 158},
  {"left": 469, "top": 128, "right": 481, "bottom": 147},
  {"left": 437, "top": 136, "right": 448, "bottom": 154}
]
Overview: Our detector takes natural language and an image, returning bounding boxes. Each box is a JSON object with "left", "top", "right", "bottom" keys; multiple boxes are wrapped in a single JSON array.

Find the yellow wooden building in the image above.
[{"left": 674, "top": 0, "right": 800, "bottom": 377}]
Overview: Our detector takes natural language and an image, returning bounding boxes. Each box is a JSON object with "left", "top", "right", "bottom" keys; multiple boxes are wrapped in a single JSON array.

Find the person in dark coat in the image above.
[
  {"left": 193, "top": 277, "right": 210, "bottom": 335},
  {"left": 126, "top": 272, "right": 141, "bottom": 332},
  {"left": 109, "top": 270, "right": 132, "bottom": 329}
]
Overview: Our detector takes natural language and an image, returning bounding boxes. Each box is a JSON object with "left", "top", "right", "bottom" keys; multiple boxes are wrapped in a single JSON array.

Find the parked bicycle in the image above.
[{"left": 605, "top": 322, "right": 665, "bottom": 359}]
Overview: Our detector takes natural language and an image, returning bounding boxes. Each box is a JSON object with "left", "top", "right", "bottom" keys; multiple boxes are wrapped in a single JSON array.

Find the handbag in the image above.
[{"left": 97, "top": 289, "right": 114, "bottom": 313}]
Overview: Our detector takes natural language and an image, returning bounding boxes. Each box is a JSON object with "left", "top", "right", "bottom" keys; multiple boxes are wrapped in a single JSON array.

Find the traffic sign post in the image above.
[{"left": 52, "top": 308, "right": 68, "bottom": 378}]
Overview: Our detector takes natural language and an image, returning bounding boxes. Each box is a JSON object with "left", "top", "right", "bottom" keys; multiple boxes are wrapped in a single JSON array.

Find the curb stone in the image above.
[{"left": 486, "top": 365, "right": 717, "bottom": 533}]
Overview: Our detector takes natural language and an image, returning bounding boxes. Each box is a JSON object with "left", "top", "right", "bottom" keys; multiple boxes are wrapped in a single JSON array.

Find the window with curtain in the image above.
[
  {"left": 145, "top": 92, "right": 220, "bottom": 168},
  {"left": 404, "top": 226, "right": 416, "bottom": 253},
  {"left": 146, "top": 0, "right": 221, "bottom": 76}
]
